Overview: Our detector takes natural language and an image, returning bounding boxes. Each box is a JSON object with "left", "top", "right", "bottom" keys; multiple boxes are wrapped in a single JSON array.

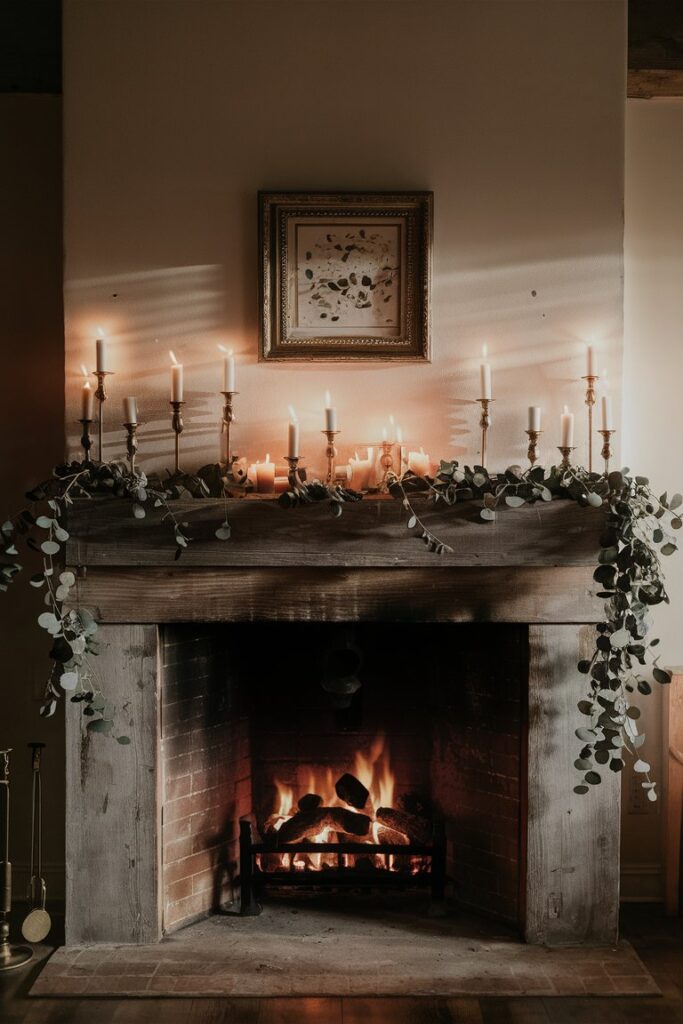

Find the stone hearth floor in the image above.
[{"left": 31, "top": 894, "right": 660, "bottom": 999}]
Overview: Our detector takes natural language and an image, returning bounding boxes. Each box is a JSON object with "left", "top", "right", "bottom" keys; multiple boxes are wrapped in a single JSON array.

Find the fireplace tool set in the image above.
[{"left": 0, "top": 744, "right": 51, "bottom": 973}]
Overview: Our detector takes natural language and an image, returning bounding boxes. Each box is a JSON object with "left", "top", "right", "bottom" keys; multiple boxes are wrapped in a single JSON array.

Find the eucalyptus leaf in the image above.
[{"left": 40, "top": 540, "right": 60, "bottom": 556}]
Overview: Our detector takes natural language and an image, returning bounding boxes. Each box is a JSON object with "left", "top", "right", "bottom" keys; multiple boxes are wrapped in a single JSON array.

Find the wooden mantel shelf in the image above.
[
  {"left": 64, "top": 497, "right": 605, "bottom": 625},
  {"left": 65, "top": 495, "right": 603, "bottom": 570}
]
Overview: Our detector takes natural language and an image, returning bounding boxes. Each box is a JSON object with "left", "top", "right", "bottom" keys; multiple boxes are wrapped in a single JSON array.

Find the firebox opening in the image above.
[{"left": 161, "top": 622, "right": 528, "bottom": 935}]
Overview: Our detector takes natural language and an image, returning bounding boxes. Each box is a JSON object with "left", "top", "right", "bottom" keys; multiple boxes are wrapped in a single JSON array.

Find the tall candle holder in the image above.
[
  {"left": 79, "top": 418, "right": 93, "bottom": 463},
  {"left": 124, "top": 420, "right": 139, "bottom": 476},
  {"left": 170, "top": 400, "right": 184, "bottom": 474},
  {"left": 582, "top": 374, "right": 598, "bottom": 473},
  {"left": 93, "top": 370, "right": 114, "bottom": 463},
  {"left": 525, "top": 429, "right": 542, "bottom": 466},
  {"left": 322, "top": 429, "right": 340, "bottom": 485},
  {"left": 379, "top": 439, "right": 396, "bottom": 492},
  {"left": 557, "top": 445, "right": 576, "bottom": 472},
  {"left": 221, "top": 391, "right": 239, "bottom": 476},
  {"left": 0, "top": 749, "right": 32, "bottom": 972},
  {"left": 284, "top": 455, "right": 306, "bottom": 490},
  {"left": 477, "top": 398, "right": 494, "bottom": 469},
  {"left": 599, "top": 429, "right": 615, "bottom": 477}
]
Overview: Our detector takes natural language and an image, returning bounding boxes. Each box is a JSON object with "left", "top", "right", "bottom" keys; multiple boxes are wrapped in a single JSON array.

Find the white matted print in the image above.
[{"left": 292, "top": 220, "right": 403, "bottom": 335}]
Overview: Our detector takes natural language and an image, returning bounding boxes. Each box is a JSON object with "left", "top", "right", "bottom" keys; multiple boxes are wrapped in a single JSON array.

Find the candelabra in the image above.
[
  {"left": 557, "top": 445, "right": 576, "bottom": 472},
  {"left": 79, "top": 418, "right": 93, "bottom": 462},
  {"left": 170, "top": 400, "right": 184, "bottom": 474},
  {"left": 477, "top": 398, "right": 494, "bottom": 469},
  {"left": 379, "top": 439, "right": 396, "bottom": 492},
  {"left": 124, "top": 420, "right": 139, "bottom": 476},
  {"left": 0, "top": 749, "right": 32, "bottom": 972},
  {"left": 322, "top": 429, "right": 340, "bottom": 485},
  {"left": 221, "top": 391, "right": 239, "bottom": 477},
  {"left": 93, "top": 370, "right": 114, "bottom": 463},
  {"left": 284, "top": 455, "right": 306, "bottom": 490},
  {"left": 582, "top": 373, "right": 598, "bottom": 473},
  {"left": 599, "top": 429, "right": 615, "bottom": 477},
  {"left": 525, "top": 429, "right": 542, "bottom": 466}
]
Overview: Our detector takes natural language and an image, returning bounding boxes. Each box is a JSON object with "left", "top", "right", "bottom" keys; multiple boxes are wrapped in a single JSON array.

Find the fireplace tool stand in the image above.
[
  {"left": 0, "top": 750, "right": 32, "bottom": 972},
  {"left": 239, "top": 818, "right": 447, "bottom": 917}
]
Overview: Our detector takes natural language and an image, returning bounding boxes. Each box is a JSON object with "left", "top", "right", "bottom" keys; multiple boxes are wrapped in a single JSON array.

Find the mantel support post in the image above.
[
  {"left": 65, "top": 624, "right": 161, "bottom": 945},
  {"left": 526, "top": 624, "right": 620, "bottom": 946}
]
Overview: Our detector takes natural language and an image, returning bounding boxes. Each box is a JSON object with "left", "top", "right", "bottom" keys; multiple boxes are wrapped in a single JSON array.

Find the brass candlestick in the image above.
[
  {"left": 79, "top": 418, "right": 93, "bottom": 462},
  {"left": 599, "top": 429, "right": 615, "bottom": 477},
  {"left": 124, "top": 421, "right": 139, "bottom": 476},
  {"left": 0, "top": 749, "right": 32, "bottom": 972},
  {"left": 477, "top": 398, "right": 494, "bottom": 469},
  {"left": 582, "top": 374, "right": 598, "bottom": 473},
  {"left": 170, "top": 400, "right": 184, "bottom": 474},
  {"left": 379, "top": 439, "right": 397, "bottom": 492},
  {"left": 284, "top": 455, "right": 305, "bottom": 489},
  {"left": 93, "top": 370, "right": 114, "bottom": 463},
  {"left": 221, "top": 391, "right": 239, "bottom": 476},
  {"left": 322, "top": 429, "right": 340, "bottom": 485},
  {"left": 525, "top": 429, "right": 542, "bottom": 466},
  {"left": 557, "top": 445, "right": 576, "bottom": 472}
]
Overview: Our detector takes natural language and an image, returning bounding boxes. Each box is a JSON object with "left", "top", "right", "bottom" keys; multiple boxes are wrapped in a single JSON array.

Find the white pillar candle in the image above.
[
  {"left": 247, "top": 463, "right": 258, "bottom": 487},
  {"left": 528, "top": 406, "right": 542, "bottom": 432},
  {"left": 256, "top": 454, "right": 275, "bottom": 493},
  {"left": 408, "top": 447, "right": 431, "bottom": 478},
  {"left": 601, "top": 394, "right": 613, "bottom": 431},
  {"left": 96, "top": 333, "right": 107, "bottom": 373},
  {"left": 123, "top": 396, "right": 138, "bottom": 424},
  {"left": 480, "top": 344, "right": 492, "bottom": 400},
  {"left": 324, "top": 391, "right": 337, "bottom": 432},
  {"left": 219, "top": 346, "right": 235, "bottom": 391},
  {"left": 81, "top": 380, "right": 94, "bottom": 420},
  {"left": 586, "top": 345, "right": 597, "bottom": 377},
  {"left": 288, "top": 406, "right": 300, "bottom": 458},
  {"left": 560, "top": 405, "right": 574, "bottom": 447},
  {"left": 169, "top": 351, "right": 184, "bottom": 402}
]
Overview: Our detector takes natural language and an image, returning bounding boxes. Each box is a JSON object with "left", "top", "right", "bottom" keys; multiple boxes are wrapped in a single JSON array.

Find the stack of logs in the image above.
[{"left": 264, "top": 772, "right": 432, "bottom": 851}]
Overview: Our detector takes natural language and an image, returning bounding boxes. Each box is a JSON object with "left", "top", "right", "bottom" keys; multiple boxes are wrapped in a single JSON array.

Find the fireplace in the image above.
[
  {"left": 160, "top": 622, "right": 526, "bottom": 931},
  {"left": 63, "top": 497, "right": 620, "bottom": 947}
]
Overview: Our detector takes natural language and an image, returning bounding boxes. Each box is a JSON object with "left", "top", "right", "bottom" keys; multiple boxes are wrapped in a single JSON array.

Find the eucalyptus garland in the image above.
[{"left": 1, "top": 456, "right": 679, "bottom": 800}]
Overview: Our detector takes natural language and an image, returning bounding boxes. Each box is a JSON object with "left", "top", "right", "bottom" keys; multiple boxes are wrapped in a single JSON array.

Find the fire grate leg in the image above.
[{"left": 239, "top": 819, "right": 262, "bottom": 916}]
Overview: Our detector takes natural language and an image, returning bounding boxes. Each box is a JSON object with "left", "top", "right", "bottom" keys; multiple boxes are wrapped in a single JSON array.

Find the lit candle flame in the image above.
[
  {"left": 217, "top": 343, "right": 233, "bottom": 355},
  {"left": 288, "top": 405, "right": 298, "bottom": 423},
  {"left": 80, "top": 364, "right": 89, "bottom": 378},
  {"left": 169, "top": 350, "right": 178, "bottom": 365},
  {"left": 325, "top": 390, "right": 332, "bottom": 407},
  {"left": 96, "top": 326, "right": 105, "bottom": 339},
  {"left": 563, "top": 404, "right": 569, "bottom": 414},
  {"left": 482, "top": 343, "right": 488, "bottom": 359}
]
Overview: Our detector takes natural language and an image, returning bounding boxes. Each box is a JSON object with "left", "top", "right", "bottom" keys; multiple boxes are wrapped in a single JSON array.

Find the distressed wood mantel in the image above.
[{"left": 64, "top": 496, "right": 620, "bottom": 949}]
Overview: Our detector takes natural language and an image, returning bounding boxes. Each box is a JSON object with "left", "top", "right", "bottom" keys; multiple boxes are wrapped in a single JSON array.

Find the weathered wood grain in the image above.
[
  {"left": 662, "top": 671, "right": 683, "bottom": 915},
  {"left": 69, "top": 566, "right": 604, "bottom": 624},
  {"left": 64, "top": 497, "right": 604, "bottom": 569},
  {"left": 526, "top": 624, "right": 620, "bottom": 946},
  {"left": 65, "top": 624, "right": 161, "bottom": 945}
]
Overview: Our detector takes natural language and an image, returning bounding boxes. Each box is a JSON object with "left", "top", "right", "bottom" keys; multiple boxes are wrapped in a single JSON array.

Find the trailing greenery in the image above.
[{"left": 1, "top": 456, "right": 679, "bottom": 801}]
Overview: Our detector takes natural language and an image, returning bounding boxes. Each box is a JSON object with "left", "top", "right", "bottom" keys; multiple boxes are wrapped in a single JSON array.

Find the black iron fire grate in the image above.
[{"left": 239, "top": 819, "right": 447, "bottom": 916}]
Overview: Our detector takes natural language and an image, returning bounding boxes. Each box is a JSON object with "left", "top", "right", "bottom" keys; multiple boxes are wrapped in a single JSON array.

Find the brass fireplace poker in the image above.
[
  {"left": 0, "top": 749, "right": 32, "bottom": 972},
  {"left": 21, "top": 744, "right": 51, "bottom": 944}
]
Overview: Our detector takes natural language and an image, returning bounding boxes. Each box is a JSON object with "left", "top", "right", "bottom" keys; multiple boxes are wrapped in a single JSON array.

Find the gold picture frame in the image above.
[{"left": 259, "top": 191, "right": 432, "bottom": 362}]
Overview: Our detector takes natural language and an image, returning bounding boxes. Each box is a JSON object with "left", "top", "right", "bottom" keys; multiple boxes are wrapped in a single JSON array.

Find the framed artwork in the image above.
[{"left": 259, "top": 191, "right": 432, "bottom": 361}]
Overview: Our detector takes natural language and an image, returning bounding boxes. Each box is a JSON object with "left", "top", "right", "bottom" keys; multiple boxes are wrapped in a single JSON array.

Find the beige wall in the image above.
[
  {"left": 621, "top": 98, "right": 683, "bottom": 900},
  {"left": 63, "top": 0, "right": 626, "bottom": 475},
  {"left": 1, "top": 95, "right": 65, "bottom": 898}
]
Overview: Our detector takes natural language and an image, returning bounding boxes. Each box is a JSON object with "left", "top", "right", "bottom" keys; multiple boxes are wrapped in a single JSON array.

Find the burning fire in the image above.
[{"left": 260, "top": 734, "right": 428, "bottom": 876}]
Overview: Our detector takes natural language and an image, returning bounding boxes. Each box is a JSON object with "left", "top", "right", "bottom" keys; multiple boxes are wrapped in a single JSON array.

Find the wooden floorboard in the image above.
[{"left": 2, "top": 906, "right": 683, "bottom": 1023}]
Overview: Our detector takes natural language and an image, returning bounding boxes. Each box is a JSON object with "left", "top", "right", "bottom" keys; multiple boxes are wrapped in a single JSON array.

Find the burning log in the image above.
[
  {"left": 376, "top": 807, "right": 431, "bottom": 845},
  {"left": 298, "top": 793, "right": 323, "bottom": 814},
  {"left": 334, "top": 772, "right": 369, "bottom": 810},
  {"left": 275, "top": 806, "right": 372, "bottom": 845},
  {"left": 376, "top": 824, "right": 410, "bottom": 845}
]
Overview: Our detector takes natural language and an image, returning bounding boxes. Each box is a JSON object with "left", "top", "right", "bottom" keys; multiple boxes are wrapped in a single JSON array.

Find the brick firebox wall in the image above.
[
  {"left": 161, "top": 627, "right": 251, "bottom": 932},
  {"left": 430, "top": 624, "right": 527, "bottom": 926}
]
